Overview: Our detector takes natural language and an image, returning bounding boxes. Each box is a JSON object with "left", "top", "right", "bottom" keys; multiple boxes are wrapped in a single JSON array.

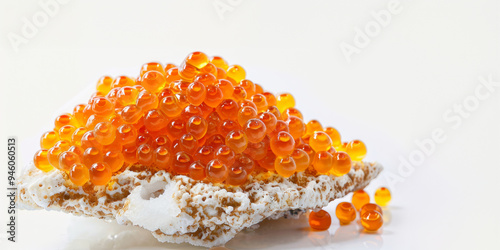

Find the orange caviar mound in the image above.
[{"left": 33, "top": 52, "right": 369, "bottom": 187}]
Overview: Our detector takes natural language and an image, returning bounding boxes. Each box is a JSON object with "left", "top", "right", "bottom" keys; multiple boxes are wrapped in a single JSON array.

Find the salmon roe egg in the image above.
[
  {"left": 291, "top": 148, "right": 310, "bottom": 172},
  {"left": 89, "top": 162, "right": 112, "bottom": 186},
  {"left": 40, "top": 130, "right": 59, "bottom": 150},
  {"left": 361, "top": 210, "right": 383, "bottom": 231},
  {"left": 140, "top": 62, "right": 165, "bottom": 76},
  {"left": 374, "top": 187, "right": 391, "bottom": 207},
  {"left": 59, "top": 125, "right": 76, "bottom": 142},
  {"left": 345, "top": 140, "right": 367, "bottom": 161},
  {"left": 312, "top": 151, "right": 333, "bottom": 174},
  {"left": 276, "top": 93, "right": 295, "bottom": 113},
  {"left": 325, "top": 127, "right": 342, "bottom": 148},
  {"left": 187, "top": 116, "right": 208, "bottom": 139},
  {"left": 217, "top": 99, "right": 240, "bottom": 120},
  {"left": 141, "top": 70, "right": 166, "bottom": 93},
  {"left": 207, "top": 159, "right": 228, "bottom": 183},
  {"left": 270, "top": 131, "right": 295, "bottom": 156},
  {"left": 305, "top": 120, "right": 323, "bottom": 136},
  {"left": 308, "top": 210, "right": 332, "bottom": 231},
  {"left": 70, "top": 163, "right": 90, "bottom": 186},
  {"left": 360, "top": 203, "right": 383, "bottom": 217},
  {"left": 331, "top": 152, "right": 351, "bottom": 176},
  {"left": 34, "top": 149, "right": 53, "bottom": 172},
  {"left": 189, "top": 161, "right": 206, "bottom": 181},
  {"left": 335, "top": 202, "right": 356, "bottom": 225},
  {"left": 244, "top": 119, "right": 267, "bottom": 143},
  {"left": 204, "top": 84, "right": 224, "bottom": 108},
  {"left": 237, "top": 106, "right": 258, "bottom": 127},
  {"left": 211, "top": 56, "right": 228, "bottom": 70},
  {"left": 103, "top": 150, "right": 125, "bottom": 172},
  {"left": 155, "top": 146, "right": 172, "bottom": 170},
  {"left": 225, "top": 130, "right": 248, "bottom": 154},
  {"left": 172, "top": 151, "right": 192, "bottom": 175},
  {"left": 96, "top": 76, "right": 113, "bottom": 94},
  {"left": 58, "top": 151, "right": 80, "bottom": 172},
  {"left": 136, "top": 90, "right": 159, "bottom": 111},
  {"left": 226, "top": 166, "right": 248, "bottom": 186},
  {"left": 352, "top": 189, "right": 370, "bottom": 210},
  {"left": 226, "top": 65, "right": 246, "bottom": 83},
  {"left": 185, "top": 51, "right": 209, "bottom": 69},
  {"left": 274, "top": 156, "right": 296, "bottom": 178},
  {"left": 240, "top": 79, "right": 256, "bottom": 97},
  {"left": 187, "top": 81, "right": 206, "bottom": 106},
  {"left": 94, "top": 122, "right": 116, "bottom": 145},
  {"left": 309, "top": 131, "right": 332, "bottom": 152},
  {"left": 286, "top": 116, "right": 305, "bottom": 140}
]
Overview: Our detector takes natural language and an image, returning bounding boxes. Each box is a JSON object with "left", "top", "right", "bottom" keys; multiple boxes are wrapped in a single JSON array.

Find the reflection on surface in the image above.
[{"left": 51, "top": 206, "right": 389, "bottom": 249}]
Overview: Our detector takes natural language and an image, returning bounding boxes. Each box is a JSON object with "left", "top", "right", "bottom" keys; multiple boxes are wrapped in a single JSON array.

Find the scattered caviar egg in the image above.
[
  {"left": 204, "top": 84, "right": 224, "bottom": 108},
  {"left": 189, "top": 161, "right": 206, "bottom": 180},
  {"left": 40, "top": 130, "right": 59, "bottom": 150},
  {"left": 286, "top": 116, "right": 305, "bottom": 140},
  {"left": 218, "top": 119, "right": 241, "bottom": 137},
  {"left": 96, "top": 76, "right": 113, "bottom": 94},
  {"left": 226, "top": 166, "right": 248, "bottom": 186},
  {"left": 59, "top": 125, "right": 76, "bottom": 142},
  {"left": 58, "top": 151, "right": 80, "bottom": 172},
  {"left": 217, "top": 99, "right": 240, "bottom": 120},
  {"left": 240, "top": 79, "right": 256, "bottom": 97},
  {"left": 312, "top": 151, "right": 333, "bottom": 174},
  {"left": 185, "top": 51, "right": 209, "bottom": 69},
  {"left": 375, "top": 187, "right": 391, "bottom": 207},
  {"left": 331, "top": 152, "right": 351, "bottom": 176},
  {"left": 140, "top": 62, "right": 165, "bottom": 76},
  {"left": 116, "top": 86, "right": 139, "bottom": 106},
  {"left": 137, "top": 144, "right": 154, "bottom": 165},
  {"left": 244, "top": 119, "right": 267, "bottom": 143},
  {"left": 172, "top": 151, "right": 192, "bottom": 175},
  {"left": 274, "top": 156, "right": 296, "bottom": 178},
  {"left": 352, "top": 189, "right": 370, "bottom": 210},
  {"left": 225, "top": 130, "right": 248, "bottom": 154},
  {"left": 89, "top": 162, "right": 112, "bottom": 186},
  {"left": 111, "top": 76, "right": 135, "bottom": 89},
  {"left": 207, "top": 159, "right": 228, "bottom": 183},
  {"left": 186, "top": 81, "right": 206, "bottom": 106},
  {"left": 136, "top": 90, "right": 159, "bottom": 111},
  {"left": 237, "top": 106, "right": 257, "bottom": 127},
  {"left": 215, "top": 145, "right": 236, "bottom": 166},
  {"left": 103, "top": 150, "right": 125, "bottom": 172},
  {"left": 276, "top": 93, "right": 295, "bottom": 113},
  {"left": 305, "top": 120, "right": 323, "bottom": 136},
  {"left": 310, "top": 131, "right": 333, "bottom": 152},
  {"left": 291, "top": 149, "right": 310, "bottom": 172},
  {"left": 335, "top": 202, "right": 356, "bottom": 225},
  {"left": 144, "top": 109, "right": 168, "bottom": 132},
  {"left": 361, "top": 210, "right": 383, "bottom": 231},
  {"left": 140, "top": 70, "right": 166, "bottom": 93},
  {"left": 69, "top": 163, "right": 90, "bottom": 186},
  {"left": 55, "top": 113, "right": 77, "bottom": 129},
  {"left": 211, "top": 56, "right": 228, "bottom": 70},
  {"left": 270, "top": 131, "right": 295, "bottom": 156},
  {"left": 82, "top": 147, "right": 103, "bottom": 168},
  {"left": 345, "top": 140, "right": 367, "bottom": 161},
  {"left": 226, "top": 65, "right": 246, "bottom": 83},
  {"left": 34, "top": 149, "right": 53, "bottom": 172},
  {"left": 282, "top": 107, "right": 303, "bottom": 121},
  {"left": 308, "top": 210, "right": 332, "bottom": 231},
  {"left": 324, "top": 127, "right": 342, "bottom": 148},
  {"left": 360, "top": 203, "right": 383, "bottom": 217},
  {"left": 93, "top": 122, "right": 116, "bottom": 145}
]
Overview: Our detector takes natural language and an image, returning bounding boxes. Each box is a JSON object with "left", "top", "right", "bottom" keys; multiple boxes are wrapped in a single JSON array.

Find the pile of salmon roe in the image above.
[
  {"left": 33, "top": 52, "right": 368, "bottom": 187},
  {"left": 309, "top": 187, "right": 391, "bottom": 232}
]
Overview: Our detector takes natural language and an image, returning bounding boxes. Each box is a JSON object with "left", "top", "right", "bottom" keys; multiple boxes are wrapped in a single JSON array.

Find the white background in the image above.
[{"left": 0, "top": 0, "right": 499, "bottom": 249}]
